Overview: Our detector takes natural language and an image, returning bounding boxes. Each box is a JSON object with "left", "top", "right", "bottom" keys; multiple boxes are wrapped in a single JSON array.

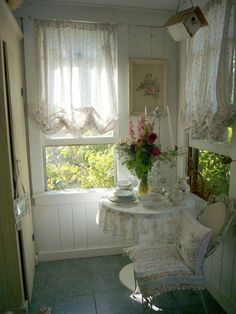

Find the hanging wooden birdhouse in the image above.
[{"left": 162, "top": 6, "right": 208, "bottom": 42}]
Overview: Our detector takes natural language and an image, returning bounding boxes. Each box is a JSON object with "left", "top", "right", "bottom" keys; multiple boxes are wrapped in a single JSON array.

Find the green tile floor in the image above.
[{"left": 29, "top": 255, "right": 226, "bottom": 314}]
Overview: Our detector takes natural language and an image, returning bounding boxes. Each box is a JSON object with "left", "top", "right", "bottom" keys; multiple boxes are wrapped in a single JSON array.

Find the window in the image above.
[
  {"left": 33, "top": 19, "right": 118, "bottom": 190},
  {"left": 188, "top": 147, "right": 231, "bottom": 200},
  {"left": 45, "top": 145, "right": 115, "bottom": 191}
]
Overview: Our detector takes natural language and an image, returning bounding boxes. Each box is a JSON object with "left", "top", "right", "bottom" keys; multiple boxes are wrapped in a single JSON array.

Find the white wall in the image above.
[
  {"left": 33, "top": 190, "right": 135, "bottom": 261},
  {"left": 16, "top": 1, "right": 178, "bottom": 258}
]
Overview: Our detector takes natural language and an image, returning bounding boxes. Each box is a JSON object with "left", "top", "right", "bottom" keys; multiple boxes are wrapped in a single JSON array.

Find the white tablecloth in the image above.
[{"left": 96, "top": 193, "right": 206, "bottom": 243}]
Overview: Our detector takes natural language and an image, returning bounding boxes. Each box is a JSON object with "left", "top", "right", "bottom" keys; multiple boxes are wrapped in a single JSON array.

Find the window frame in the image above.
[
  {"left": 43, "top": 123, "right": 118, "bottom": 147},
  {"left": 186, "top": 118, "right": 236, "bottom": 199},
  {"left": 41, "top": 118, "right": 119, "bottom": 190}
]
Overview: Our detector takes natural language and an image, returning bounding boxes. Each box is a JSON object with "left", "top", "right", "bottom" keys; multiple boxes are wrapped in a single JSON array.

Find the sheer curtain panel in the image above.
[
  {"left": 33, "top": 19, "right": 118, "bottom": 136},
  {"left": 182, "top": 0, "right": 236, "bottom": 141}
]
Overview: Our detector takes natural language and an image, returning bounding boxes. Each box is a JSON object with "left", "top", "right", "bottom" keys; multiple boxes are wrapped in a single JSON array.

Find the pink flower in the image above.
[
  {"left": 150, "top": 118, "right": 155, "bottom": 132},
  {"left": 147, "top": 132, "right": 157, "bottom": 144},
  {"left": 138, "top": 114, "right": 146, "bottom": 139},
  {"left": 151, "top": 147, "right": 161, "bottom": 156},
  {"left": 129, "top": 120, "right": 135, "bottom": 140}
]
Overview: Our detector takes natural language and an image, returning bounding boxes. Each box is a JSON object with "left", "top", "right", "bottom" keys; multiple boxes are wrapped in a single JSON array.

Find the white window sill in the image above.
[
  {"left": 190, "top": 139, "right": 236, "bottom": 159},
  {"left": 33, "top": 188, "right": 112, "bottom": 206}
]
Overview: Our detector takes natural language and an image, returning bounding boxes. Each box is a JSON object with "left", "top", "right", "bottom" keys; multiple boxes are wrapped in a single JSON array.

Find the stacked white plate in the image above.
[
  {"left": 117, "top": 180, "right": 132, "bottom": 190},
  {"left": 109, "top": 189, "right": 136, "bottom": 203}
]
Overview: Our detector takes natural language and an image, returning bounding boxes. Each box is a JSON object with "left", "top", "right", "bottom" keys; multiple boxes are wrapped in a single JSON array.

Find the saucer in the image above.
[
  {"left": 114, "top": 190, "right": 134, "bottom": 198},
  {"left": 117, "top": 180, "right": 132, "bottom": 190},
  {"left": 109, "top": 195, "right": 137, "bottom": 203}
]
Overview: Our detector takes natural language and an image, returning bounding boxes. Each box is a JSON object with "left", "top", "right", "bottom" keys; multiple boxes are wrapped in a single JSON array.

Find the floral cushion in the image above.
[{"left": 175, "top": 212, "right": 212, "bottom": 274}]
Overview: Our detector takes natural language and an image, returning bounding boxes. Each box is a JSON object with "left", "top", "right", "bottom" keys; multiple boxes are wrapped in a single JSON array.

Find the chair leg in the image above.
[
  {"left": 198, "top": 290, "right": 208, "bottom": 314},
  {"left": 142, "top": 295, "right": 166, "bottom": 312}
]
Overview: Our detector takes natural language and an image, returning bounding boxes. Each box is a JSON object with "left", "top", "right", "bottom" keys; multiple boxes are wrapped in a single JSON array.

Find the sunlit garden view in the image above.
[
  {"left": 198, "top": 150, "right": 231, "bottom": 197},
  {"left": 45, "top": 140, "right": 232, "bottom": 195},
  {"left": 45, "top": 145, "right": 115, "bottom": 190},
  {"left": 197, "top": 127, "right": 232, "bottom": 197}
]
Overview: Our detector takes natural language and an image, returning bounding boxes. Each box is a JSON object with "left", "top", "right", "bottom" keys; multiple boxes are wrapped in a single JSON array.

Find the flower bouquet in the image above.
[
  {"left": 136, "top": 73, "right": 160, "bottom": 98},
  {"left": 117, "top": 113, "right": 178, "bottom": 195}
]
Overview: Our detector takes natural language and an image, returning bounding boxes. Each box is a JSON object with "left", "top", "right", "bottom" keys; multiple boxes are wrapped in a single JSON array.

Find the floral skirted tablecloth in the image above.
[{"left": 96, "top": 193, "right": 206, "bottom": 243}]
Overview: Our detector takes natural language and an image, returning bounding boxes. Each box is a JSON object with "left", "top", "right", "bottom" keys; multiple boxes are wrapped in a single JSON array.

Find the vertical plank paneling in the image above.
[
  {"left": 137, "top": 27, "right": 152, "bottom": 58},
  {"left": 163, "top": 29, "right": 178, "bottom": 187},
  {"left": 221, "top": 227, "right": 236, "bottom": 298},
  {"left": 72, "top": 202, "right": 88, "bottom": 249},
  {"left": 228, "top": 161, "right": 236, "bottom": 309},
  {"left": 205, "top": 255, "right": 213, "bottom": 281},
  {"left": 151, "top": 28, "right": 165, "bottom": 59},
  {"left": 86, "top": 202, "right": 101, "bottom": 248},
  {"left": 117, "top": 24, "right": 129, "bottom": 135},
  {"left": 231, "top": 245, "right": 236, "bottom": 306},
  {"left": 211, "top": 256, "right": 222, "bottom": 290},
  {"left": 165, "top": 30, "right": 178, "bottom": 145},
  {"left": 160, "top": 116, "right": 171, "bottom": 150},
  {"left": 58, "top": 204, "right": 74, "bottom": 250},
  {"left": 214, "top": 241, "right": 224, "bottom": 260},
  {"left": 33, "top": 205, "right": 60, "bottom": 252},
  {"left": 128, "top": 25, "right": 138, "bottom": 58}
]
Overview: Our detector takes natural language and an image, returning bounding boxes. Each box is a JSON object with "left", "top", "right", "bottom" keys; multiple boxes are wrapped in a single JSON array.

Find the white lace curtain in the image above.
[
  {"left": 33, "top": 19, "right": 118, "bottom": 136},
  {"left": 182, "top": 0, "right": 236, "bottom": 141}
]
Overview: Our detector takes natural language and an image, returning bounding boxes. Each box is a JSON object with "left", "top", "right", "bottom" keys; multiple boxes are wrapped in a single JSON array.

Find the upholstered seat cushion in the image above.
[{"left": 125, "top": 244, "right": 206, "bottom": 297}]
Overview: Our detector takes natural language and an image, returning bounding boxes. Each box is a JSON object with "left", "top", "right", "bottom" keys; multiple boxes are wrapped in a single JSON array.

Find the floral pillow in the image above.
[{"left": 175, "top": 212, "right": 212, "bottom": 274}]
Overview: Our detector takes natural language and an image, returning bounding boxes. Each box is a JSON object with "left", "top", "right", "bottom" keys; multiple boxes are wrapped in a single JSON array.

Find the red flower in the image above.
[
  {"left": 146, "top": 86, "right": 154, "bottom": 94},
  {"left": 151, "top": 147, "right": 161, "bottom": 156},
  {"left": 147, "top": 132, "right": 157, "bottom": 144}
]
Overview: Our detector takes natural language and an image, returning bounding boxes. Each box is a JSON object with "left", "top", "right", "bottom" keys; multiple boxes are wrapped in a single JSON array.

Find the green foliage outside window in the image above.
[
  {"left": 198, "top": 150, "right": 231, "bottom": 196},
  {"left": 45, "top": 145, "right": 115, "bottom": 191},
  {"left": 191, "top": 127, "right": 232, "bottom": 198}
]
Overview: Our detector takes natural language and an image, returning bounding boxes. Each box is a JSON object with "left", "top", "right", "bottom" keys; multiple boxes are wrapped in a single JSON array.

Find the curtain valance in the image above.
[
  {"left": 182, "top": 0, "right": 236, "bottom": 141},
  {"left": 33, "top": 19, "right": 118, "bottom": 136}
]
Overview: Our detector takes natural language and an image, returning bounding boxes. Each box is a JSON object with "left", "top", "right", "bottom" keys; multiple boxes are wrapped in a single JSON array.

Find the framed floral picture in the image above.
[{"left": 129, "top": 59, "right": 167, "bottom": 115}]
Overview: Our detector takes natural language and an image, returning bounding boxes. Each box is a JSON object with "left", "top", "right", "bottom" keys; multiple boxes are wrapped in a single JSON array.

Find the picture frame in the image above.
[{"left": 129, "top": 59, "right": 167, "bottom": 116}]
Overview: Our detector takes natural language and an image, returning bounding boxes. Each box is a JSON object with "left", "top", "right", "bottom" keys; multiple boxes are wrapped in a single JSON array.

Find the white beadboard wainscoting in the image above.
[
  {"left": 33, "top": 190, "right": 136, "bottom": 262},
  {"left": 205, "top": 224, "right": 236, "bottom": 314}
]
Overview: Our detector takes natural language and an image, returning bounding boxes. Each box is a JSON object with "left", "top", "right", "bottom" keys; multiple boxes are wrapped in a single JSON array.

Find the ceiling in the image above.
[{"left": 30, "top": 0, "right": 209, "bottom": 11}]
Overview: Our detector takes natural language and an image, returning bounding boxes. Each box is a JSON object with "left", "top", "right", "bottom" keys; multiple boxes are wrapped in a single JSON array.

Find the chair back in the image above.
[{"left": 198, "top": 195, "right": 236, "bottom": 257}]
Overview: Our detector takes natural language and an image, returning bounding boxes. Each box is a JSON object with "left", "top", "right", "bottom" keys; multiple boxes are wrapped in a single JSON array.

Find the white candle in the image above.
[
  {"left": 167, "top": 105, "right": 175, "bottom": 149},
  {"left": 145, "top": 106, "right": 147, "bottom": 116}
]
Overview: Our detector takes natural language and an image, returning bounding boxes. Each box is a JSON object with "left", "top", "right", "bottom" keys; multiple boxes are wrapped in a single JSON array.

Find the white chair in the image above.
[{"left": 120, "top": 195, "right": 236, "bottom": 312}]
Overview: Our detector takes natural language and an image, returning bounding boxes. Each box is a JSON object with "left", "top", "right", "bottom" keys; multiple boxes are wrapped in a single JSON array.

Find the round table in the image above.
[{"left": 96, "top": 193, "right": 205, "bottom": 243}]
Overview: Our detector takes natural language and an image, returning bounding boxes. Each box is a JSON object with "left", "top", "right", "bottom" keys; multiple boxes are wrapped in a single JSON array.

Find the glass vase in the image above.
[{"left": 139, "top": 173, "right": 149, "bottom": 195}]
